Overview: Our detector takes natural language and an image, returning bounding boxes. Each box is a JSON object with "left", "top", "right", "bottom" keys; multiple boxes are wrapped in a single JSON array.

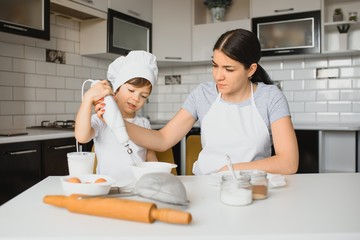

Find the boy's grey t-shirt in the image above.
[{"left": 182, "top": 81, "right": 291, "bottom": 135}]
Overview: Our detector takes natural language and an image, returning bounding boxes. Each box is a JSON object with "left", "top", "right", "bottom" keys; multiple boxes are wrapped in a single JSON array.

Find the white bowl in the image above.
[
  {"left": 60, "top": 174, "right": 115, "bottom": 196},
  {"left": 130, "top": 162, "right": 177, "bottom": 180}
]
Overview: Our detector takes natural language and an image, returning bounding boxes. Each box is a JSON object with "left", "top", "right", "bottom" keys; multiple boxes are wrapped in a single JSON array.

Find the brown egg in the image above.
[
  {"left": 67, "top": 177, "right": 81, "bottom": 183},
  {"left": 95, "top": 178, "right": 107, "bottom": 183}
]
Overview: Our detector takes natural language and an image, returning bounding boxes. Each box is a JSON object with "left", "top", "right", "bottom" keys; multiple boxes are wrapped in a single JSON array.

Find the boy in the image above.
[{"left": 75, "top": 51, "right": 158, "bottom": 182}]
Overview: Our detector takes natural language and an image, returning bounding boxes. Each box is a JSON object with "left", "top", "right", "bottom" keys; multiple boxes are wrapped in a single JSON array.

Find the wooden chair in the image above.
[
  {"left": 92, "top": 145, "right": 177, "bottom": 175},
  {"left": 185, "top": 135, "right": 202, "bottom": 175}
]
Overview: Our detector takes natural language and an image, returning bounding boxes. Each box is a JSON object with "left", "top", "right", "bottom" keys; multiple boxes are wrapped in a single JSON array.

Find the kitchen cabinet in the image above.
[
  {"left": 192, "top": 19, "right": 251, "bottom": 62},
  {"left": 152, "top": 0, "right": 192, "bottom": 62},
  {"left": 319, "top": 130, "right": 357, "bottom": 173},
  {"left": 42, "top": 137, "right": 77, "bottom": 178},
  {"left": 0, "top": 141, "right": 42, "bottom": 205},
  {"left": 295, "top": 130, "right": 319, "bottom": 173},
  {"left": 108, "top": 0, "right": 152, "bottom": 23},
  {"left": 50, "top": 0, "right": 107, "bottom": 19},
  {"left": 250, "top": 0, "right": 321, "bottom": 18},
  {"left": 0, "top": 0, "right": 50, "bottom": 40},
  {"left": 321, "top": 0, "right": 360, "bottom": 53}
]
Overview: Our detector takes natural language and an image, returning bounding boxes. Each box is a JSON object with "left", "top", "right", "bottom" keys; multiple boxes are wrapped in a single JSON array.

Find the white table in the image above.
[{"left": 0, "top": 173, "right": 360, "bottom": 240}]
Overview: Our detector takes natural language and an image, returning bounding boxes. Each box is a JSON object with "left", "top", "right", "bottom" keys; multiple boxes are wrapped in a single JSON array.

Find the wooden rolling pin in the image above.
[{"left": 43, "top": 195, "right": 192, "bottom": 224}]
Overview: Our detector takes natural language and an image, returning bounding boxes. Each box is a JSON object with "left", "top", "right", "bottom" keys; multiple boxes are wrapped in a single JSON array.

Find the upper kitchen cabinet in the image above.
[
  {"left": 152, "top": 0, "right": 192, "bottom": 62},
  {"left": 322, "top": 0, "right": 360, "bottom": 53},
  {"left": 250, "top": 0, "right": 321, "bottom": 18},
  {"left": 108, "top": 0, "right": 152, "bottom": 23},
  {"left": 50, "top": 0, "right": 107, "bottom": 20},
  {"left": 192, "top": 0, "right": 250, "bottom": 62},
  {"left": 0, "top": 0, "right": 50, "bottom": 40}
]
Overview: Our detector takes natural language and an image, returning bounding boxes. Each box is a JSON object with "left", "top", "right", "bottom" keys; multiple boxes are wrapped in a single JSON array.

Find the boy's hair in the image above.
[{"left": 116, "top": 77, "right": 152, "bottom": 94}]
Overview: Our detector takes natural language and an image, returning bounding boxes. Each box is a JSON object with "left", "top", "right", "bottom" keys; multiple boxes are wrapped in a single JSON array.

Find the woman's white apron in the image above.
[{"left": 193, "top": 83, "right": 271, "bottom": 175}]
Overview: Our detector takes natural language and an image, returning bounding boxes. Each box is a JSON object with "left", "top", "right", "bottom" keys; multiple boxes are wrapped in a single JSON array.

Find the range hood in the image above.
[{"left": 50, "top": 0, "right": 107, "bottom": 20}]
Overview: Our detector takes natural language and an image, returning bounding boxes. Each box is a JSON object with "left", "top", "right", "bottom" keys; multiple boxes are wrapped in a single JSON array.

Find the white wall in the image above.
[{"left": 0, "top": 14, "right": 360, "bottom": 129}]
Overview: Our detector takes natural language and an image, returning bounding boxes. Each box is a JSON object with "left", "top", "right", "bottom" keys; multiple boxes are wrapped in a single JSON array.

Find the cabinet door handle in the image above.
[
  {"left": 3, "top": 24, "right": 28, "bottom": 32},
  {"left": 7, "top": 150, "right": 37, "bottom": 155},
  {"left": 79, "top": 0, "right": 94, "bottom": 4},
  {"left": 51, "top": 145, "right": 76, "bottom": 150},
  {"left": 274, "top": 8, "right": 294, "bottom": 13},
  {"left": 165, "top": 57, "right": 182, "bottom": 60}
]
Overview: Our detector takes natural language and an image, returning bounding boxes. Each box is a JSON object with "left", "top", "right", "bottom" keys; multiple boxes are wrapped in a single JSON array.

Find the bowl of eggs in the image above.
[
  {"left": 130, "top": 162, "right": 177, "bottom": 180},
  {"left": 60, "top": 174, "right": 115, "bottom": 196}
]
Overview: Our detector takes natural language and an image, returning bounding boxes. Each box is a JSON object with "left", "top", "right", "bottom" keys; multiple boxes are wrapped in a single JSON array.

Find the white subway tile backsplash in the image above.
[
  {"left": 0, "top": 56, "right": 12, "bottom": 71},
  {"left": 328, "top": 79, "right": 352, "bottom": 89},
  {"left": 57, "top": 89, "right": 74, "bottom": 101},
  {"left": 305, "top": 102, "right": 327, "bottom": 112},
  {"left": 340, "top": 90, "right": 360, "bottom": 101},
  {"left": 82, "top": 56, "right": 98, "bottom": 68},
  {"left": 65, "top": 102, "right": 80, "bottom": 114},
  {"left": 14, "top": 87, "right": 36, "bottom": 101},
  {"left": 0, "top": 101, "right": 24, "bottom": 115},
  {"left": 304, "top": 58, "right": 328, "bottom": 68},
  {"left": 25, "top": 74, "right": 46, "bottom": 87},
  {"left": 90, "top": 68, "right": 106, "bottom": 80},
  {"left": 36, "top": 61, "right": 56, "bottom": 75},
  {"left": 0, "top": 86, "right": 12, "bottom": 100},
  {"left": 46, "top": 76, "right": 65, "bottom": 88},
  {"left": 353, "top": 102, "right": 360, "bottom": 112},
  {"left": 35, "top": 37, "right": 56, "bottom": 50},
  {"left": 13, "top": 59, "right": 35, "bottom": 73},
  {"left": 282, "top": 80, "right": 304, "bottom": 91},
  {"left": 36, "top": 88, "right": 56, "bottom": 101},
  {"left": 0, "top": 72, "right": 24, "bottom": 86},
  {"left": 283, "top": 59, "right": 304, "bottom": 69},
  {"left": 0, "top": 116, "right": 13, "bottom": 129},
  {"left": 272, "top": 69, "right": 293, "bottom": 81},
  {"left": 340, "top": 67, "right": 360, "bottom": 78},
  {"left": 51, "top": 25, "right": 66, "bottom": 39},
  {"left": 316, "top": 112, "right": 339, "bottom": 122},
  {"left": 305, "top": 79, "right": 327, "bottom": 90},
  {"left": 261, "top": 60, "right": 282, "bottom": 70},
  {"left": 74, "top": 66, "right": 91, "bottom": 79},
  {"left": 340, "top": 113, "right": 360, "bottom": 123},
  {"left": 46, "top": 102, "right": 65, "bottom": 114},
  {"left": 294, "top": 91, "right": 316, "bottom": 101},
  {"left": 56, "top": 64, "right": 74, "bottom": 77},
  {"left": 317, "top": 90, "right": 340, "bottom": 101},
  {"left": 288, "top": 102, "right": 305, "bottom": 112},
  {"left": 57, "top": 39, "right": 75, "bottom": 53},
  {"left": 173, "top": 84, "right": 189, "bottom": 94},
  {"left": 25, "top": 102, "right": 46, "bottom": 114},
  {"left": 25, "top": 46, "right": 45, "bottom": 61},
  {"left": 328, "top": 101, "right": 352, "bottom": 112},
  {"left": 328, "top": 57, "right": 352, "bottom": 67},
  {"left": 293, "top": 112, "right": 316, "bottom": 123},
  {"left": 66, "top": 53, "right": 82, "bottom": 66},
  {"left": 65, "top": 28, "right": 80, "bottom": 42},
  {"left": 0, "top": 42, "right": 24, "bottom": 58},
  {"left": 293, "top": 69, "right": 315, "bottom": 80}
]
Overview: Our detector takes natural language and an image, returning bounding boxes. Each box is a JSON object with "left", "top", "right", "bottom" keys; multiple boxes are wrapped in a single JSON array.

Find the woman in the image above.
[{"left": 97, "top": 29, "right": 299, "bottom": 175}]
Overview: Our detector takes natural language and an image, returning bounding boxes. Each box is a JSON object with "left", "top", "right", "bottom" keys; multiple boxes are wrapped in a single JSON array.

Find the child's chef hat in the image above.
[{"left": 107, "top": 50, "right": 158, "bottom": 91}]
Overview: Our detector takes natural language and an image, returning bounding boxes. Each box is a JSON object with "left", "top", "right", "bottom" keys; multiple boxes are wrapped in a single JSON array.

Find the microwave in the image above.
[
  {"left": 108, "top": 9, "right": 152, "bottom": 56},
  {"left": 252, "top": 11, "right": 321, "bottom": 56}
]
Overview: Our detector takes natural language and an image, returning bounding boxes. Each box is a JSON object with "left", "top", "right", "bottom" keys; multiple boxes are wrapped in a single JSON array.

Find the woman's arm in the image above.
[
  {"left": 125, "top": 109, "right": 196, "bottom": 152},
  {"left": 221, "top": 116, "right": 299, "bottom": 175}
]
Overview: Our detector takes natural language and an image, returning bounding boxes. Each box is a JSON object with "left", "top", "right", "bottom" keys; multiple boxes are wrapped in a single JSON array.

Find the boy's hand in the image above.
[{"left": 94, "top": 98, "right": 106, "bottom": 122}]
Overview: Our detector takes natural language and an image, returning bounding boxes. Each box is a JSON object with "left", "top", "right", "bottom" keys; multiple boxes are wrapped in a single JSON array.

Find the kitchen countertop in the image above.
[
  {"left": 0, "top": 122, "right": 359, "bottom": 145},
  {"left": 0, "top": 173, "right": 359, "bottom": 239}
]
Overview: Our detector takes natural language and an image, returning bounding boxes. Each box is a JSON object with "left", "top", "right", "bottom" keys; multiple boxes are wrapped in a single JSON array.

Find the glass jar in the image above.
[
  {"left": 248, "top": 170, "right": 268, "bottom": 200},
  {"left": 220, "top": 174, "right": 252, "bottom": 206},
  {"left": 349, "top": 12, "right": 358, "bottom": 22}
]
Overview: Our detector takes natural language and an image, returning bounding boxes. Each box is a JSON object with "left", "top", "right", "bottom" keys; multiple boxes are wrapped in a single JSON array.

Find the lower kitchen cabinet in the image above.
[
  {"left": 295, "top": 130, "right": 319, "bottom": 173},
  {"left": 0, "top": 141, "right": 42, "bottom": 205},
  {"left": 42, "top": 138, "right": 77, "bottom": 178}
]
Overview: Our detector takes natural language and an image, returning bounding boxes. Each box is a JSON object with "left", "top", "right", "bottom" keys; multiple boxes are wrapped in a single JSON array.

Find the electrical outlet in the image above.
[{"left": 316, "top": 68, "right": 339, "bottom": 79}]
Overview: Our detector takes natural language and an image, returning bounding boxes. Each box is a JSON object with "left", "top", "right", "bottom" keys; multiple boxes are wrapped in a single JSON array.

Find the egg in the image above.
[
  {"left": 67, "top": 177, "right": 81, "bottom": 183},
  {"left": 95, "top": 178, "right": 107, "bottom": 183}
]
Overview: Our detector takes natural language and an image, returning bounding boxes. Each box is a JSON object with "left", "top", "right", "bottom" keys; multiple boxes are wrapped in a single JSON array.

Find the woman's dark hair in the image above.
[{"left": 213, "top": 28, "right": 272, "bottom": 85}]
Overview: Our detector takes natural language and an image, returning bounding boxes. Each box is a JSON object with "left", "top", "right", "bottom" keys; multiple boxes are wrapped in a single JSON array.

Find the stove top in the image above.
[{"left": 27, "top": 120, "right": 75, "bottom": 131}]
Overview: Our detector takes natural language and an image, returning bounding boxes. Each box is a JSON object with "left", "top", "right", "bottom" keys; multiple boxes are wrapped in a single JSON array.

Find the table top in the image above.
[{"left": 0, "top": 173, "right": 359, "bottom": 240}]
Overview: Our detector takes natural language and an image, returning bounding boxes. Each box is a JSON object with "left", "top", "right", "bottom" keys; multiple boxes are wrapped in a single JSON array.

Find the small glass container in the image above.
[
  {"left": 349, "top": 12, "right": 358, "bottom": 21},
  {"left": 220, "top": 174, "right": 252, "bottom": 206},
  {"left": 248, "top": 170, "right": 268, "bottom": 200}
]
